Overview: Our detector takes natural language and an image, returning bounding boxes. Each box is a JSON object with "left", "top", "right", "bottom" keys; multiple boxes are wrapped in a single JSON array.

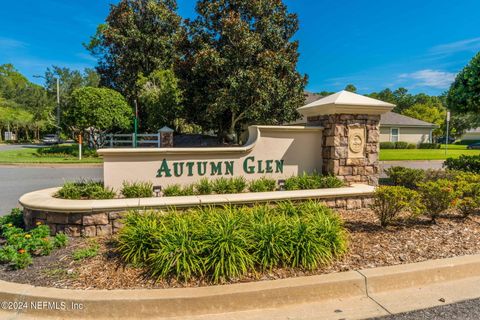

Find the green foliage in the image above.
[
  {"left": 417, "top": 179, "right": 459, "bottom": 222},
  {"left": 56, "top": 180, "right": 115, "bottom": 200},
  {"left": 394, "top": 141, "right": 409, "bottom": 149},
  {"left": 418, "top": 143, "right": 441, "bottom": 149},
  {"left": 147, "top": 212, "right": 204, "bottom": 282},
  {"left": 67, "top": 87, "right": 132, "bottom": 145},
  {"left": 384, "top": 166, "right": 426, "bottom": 189},
  {"left": 448, "top": 52, "right": 480, "bottom": 114},
  {"left": 284, "top": 173, "right": 344, "bottom": 190},
  {"left": 121, "top": 181, "right": 154, "bottom": 198},
  {"left": 86, "top": 0, "right": 183, "bottom": 102},
  {"left": 117, "top": 201, "right": 347, "bottom": 283},
  {"left": 370, "top": 186, "right": 423, "bottom": 227},
  {"left": 402, "top": 101, "right": 446, "bottom": 136},
  {"left": 380, "top": 142, "right": 396, "bottom": 149},
  {"left": 137, "top": 69, "right": 184, "bottom": 132},
  {"left": 36, "top": 144, "right": 98, "bottom": 158},
  {"left": 248, "top": 177, "right": 277, "bottom": 192},
  {"left": 180, "top": 0, "right": 306, "bottom": 138},
  {"left": 72, "top": 241, "right": 100, "bottom": 261},
  {"left": 54, "top": 233, "right": 69, "bottom": 248},
  {"left": 211, "top": 177, "right": 236, "bottom": 194},
  {"left": 0, "top": 209, "right": 69, "bottom": 269},
  {"left": 194, "top": 178, "right": 213, "bottom": 195},
  {"left": 117, "top": 212, "right": 163, "bottom": 266},
  {"left": 162, "top": 184, "right": 184, "bottom": 197},
  {"left": 444, "top": 155, "right": 480, "bottom": 173}
]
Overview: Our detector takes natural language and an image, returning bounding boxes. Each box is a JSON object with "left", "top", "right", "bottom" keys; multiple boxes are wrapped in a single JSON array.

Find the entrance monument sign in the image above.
[{"left": 98, "top": 91, "right": 395, "bottom": 190}]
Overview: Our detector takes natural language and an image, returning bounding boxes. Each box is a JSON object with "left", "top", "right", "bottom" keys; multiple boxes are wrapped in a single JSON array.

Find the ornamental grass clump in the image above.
[
  {"left": 248, "top": 177, "right": 277, "bottom": 192},
  {"left": 116, "top": 201, "right": 348, "bottom": 284},
  {"left": 121, "top": 181, "right": 153, "bottom": 198},
  {"left": 284, "top": 173, "right": 344, "bottom": 190},
  {"left": 56, "top": 180, "right": 115, "bottom": 200}
]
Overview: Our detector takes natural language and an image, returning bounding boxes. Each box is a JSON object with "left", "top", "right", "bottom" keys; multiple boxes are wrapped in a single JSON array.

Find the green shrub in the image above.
[
  {"left": 248, "top": 177, "right": 277, "bottom": 192},
  {"left": 455, "top": 180, "right": 480, "bottom": 217},
  {"left": 37, "top": 144, "right": 98, "bottom": 158},
  {"left": 72, "top": 241, "right": 100, "bottom": 261},
  {"left": 56, "top": 180, "right": 115, "bottom": 200},
  {"left": 445, "top": 155, "right": 480, "bottom": 173},
  {"left": 407, "top": 143, "right": 417, "bottom": 149},
  {"left": 385, "top": 166, "right": 426, "bottom": 189},
  {"left": 195, "top": 178, "right": 213, "bottom": 195},
  {"left": 212, "top": 177, "right": 236, "bottom": 194},
  {"left": 0, "top": 208, "right": 24, "bottom": 229},
  {"left": 320, "top": 175, "right": 345, "bottom": 188},
  {"left": 11, "top": 252, "right": 33, "bottom": 269},
  {"left": 116, "top": 201, "right": 347, "bottom": 283},
  {"left": 284, "top": 173, "right": 344, "bottom": 190},
  {"left": 417, "top": 179, "right": 460, "bottom": 222},
  {"left": 370, "top": 186, "right": 423, "bottom": 226},
  {"left": 418, "top": 143, "right": 441, "bottom": 149},
  {"left": 121, "top": 181, "right": 153, "bottom": 198},
  {"left": 394, "top": 141, "right": 409, "bottom": 149},
  {"left": 380, "top": 142, "right": 395, "bottom": 149}
]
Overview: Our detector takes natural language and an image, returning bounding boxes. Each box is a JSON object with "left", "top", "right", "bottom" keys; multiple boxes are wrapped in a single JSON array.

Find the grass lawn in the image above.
[
  {"left": 380, "top": 144, "right": 480, "bottom": 161},
  {"left": 0, "top": 147, "right": 102, "bottom": 164}
]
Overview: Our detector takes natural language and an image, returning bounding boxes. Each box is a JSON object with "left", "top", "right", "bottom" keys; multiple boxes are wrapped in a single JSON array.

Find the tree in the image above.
[
  {"left": 402, "top": 102, "right": 446, "bottom": 137},
  {"left": 179, "top": 0, "right": 307, "bottom": 140},
  {"left": 67, "top": 87, "right": 133, "bottom": 147},
  {"left": 86, "top": 0, "right": 184, "bottom": 102},
  {"left": 447, "top": 52, "right": 480, "bottom": 114},
  {"left": 137, "top": 69, "right": 183, "bottom": 132},
  {"left": 344, "top": 84, "right": 357, "bottom": 93}
]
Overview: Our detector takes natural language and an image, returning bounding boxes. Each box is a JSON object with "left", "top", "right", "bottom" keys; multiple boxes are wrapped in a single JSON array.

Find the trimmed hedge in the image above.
[
  {"left": 418, "top": 143, "right": 440, "bottom": 149},
  {"left": 380, "top": 141, "right": 417, "bottom": 149},
  {"left": 445, "top": 155, "right": 480, "bottom": 173}
]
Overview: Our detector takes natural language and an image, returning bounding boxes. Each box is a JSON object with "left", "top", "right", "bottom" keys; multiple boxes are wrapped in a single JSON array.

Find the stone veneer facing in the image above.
[
  {"left": 307, "top": 114, "right": 380, "bottom": 186},
  {"left": 22, "top": 195, "right": 373, "bottom": 237}
]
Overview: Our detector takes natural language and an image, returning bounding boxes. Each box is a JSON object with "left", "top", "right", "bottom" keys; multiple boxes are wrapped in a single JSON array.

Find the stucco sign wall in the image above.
[{"left": 98, "top": 126, "right": 323, "bottom": 191}]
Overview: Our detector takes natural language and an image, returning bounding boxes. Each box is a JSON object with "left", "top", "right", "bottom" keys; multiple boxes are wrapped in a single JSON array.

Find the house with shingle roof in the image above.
[{"left": 296, "top": 91, "right": 436, "bottom": 145}]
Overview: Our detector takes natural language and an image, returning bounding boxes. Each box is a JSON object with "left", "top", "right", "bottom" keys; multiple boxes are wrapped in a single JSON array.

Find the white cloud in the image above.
[
  {"left": 430, "top": 37, "right": 480, "bottom": 55},
  {"left": 0, "top": 37, "right": 27, "bottom": 49},
  {"left": 399, "top": 69, "right": 456, "bottom": 89}
]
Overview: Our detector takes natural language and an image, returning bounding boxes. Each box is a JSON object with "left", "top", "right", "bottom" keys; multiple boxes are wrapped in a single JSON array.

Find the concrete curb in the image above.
[{"left": 1, "top": 255, "right": 480, "bottom": 319}]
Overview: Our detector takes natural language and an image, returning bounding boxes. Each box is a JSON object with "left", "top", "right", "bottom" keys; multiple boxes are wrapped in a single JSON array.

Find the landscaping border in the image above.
[
  {"left": 1, "top": 254, "right": 480, "bottom": 319},
  {"left": 19, "top": 184, "right": 374, "bottom": 237}
]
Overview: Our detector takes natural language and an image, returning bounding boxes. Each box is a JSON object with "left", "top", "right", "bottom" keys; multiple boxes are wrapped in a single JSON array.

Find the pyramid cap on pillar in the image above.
[
  {"left": 159, "top": 126, "right": 174, "bottom": 133},
  {"left": 297, "top": 90, "right": 395, "bottom": 117}
]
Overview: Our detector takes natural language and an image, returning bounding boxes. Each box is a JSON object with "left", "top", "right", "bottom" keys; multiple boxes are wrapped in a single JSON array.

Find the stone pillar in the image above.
[
  {"left": 297, "top": 90, "right": 394, "bottom": 186},
  {"left": 307, "top": 114, "right": 380, "bottom": 185},
  {"left": 159, "top": 126, "right": 174, "bottom": 148}
]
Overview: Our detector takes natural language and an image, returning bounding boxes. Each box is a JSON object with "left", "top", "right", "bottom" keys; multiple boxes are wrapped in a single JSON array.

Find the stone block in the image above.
[
  {"left": 325, "top": 200, "right": 336, "bottom": 208},
  {"left": 82, "top": 226, "right": 97, "bottom": 237},
  {"left": 64, "top": 225, "right": 81, "bottom": 237},
  {"left": 48, "top": 224, "right": 56, "bottom": 236},
  {"left": 347, "top": 199, "right": 363, "bottom": 210},
  {"left": 367, "top": 153, "right": 378, "bottom": 164},
  {"left": 34, "top": 210, "right": 47, "bottom": 220},
  {"left": 334, "top": 125, "right": 346, "bottom": 136},
  {"left": 362, "top": 198, "right": 373, "bottom": 207},
  {"left": 346, "top": 158, "right": 365, "bottom": 166},
  {"left": 333, "top": 147, "right": 348, "bottom": 159},
  {"left": 339, "top": 166, "right": 353, "bottom": 175},
  {"left": 335, "top": 199, "right": 346, "bottom": 208},
  {"left": 68, "top": 213, "right": 83, "bottom": 225},
  {"left": 108, "top": 211, "right": 124, "bottom": 220},
  {"left": 83, "top": 213, "right": 109, "bottom": 226},
  {"left": 367, "top": 130, "right": 380, "bottom": 143},
  {"left": 325, "top": 136, "right": 339, "bottom": 147},
  {"left": 339, "top": 114, "right": 354, "bottom": 121},
  {"left": 96, "top": 225, "right": 113, "bottom": 236},
  {"left": 353, "top": 167, "right": 365, "bottom": 175},
  {"left": 326, "top": 160, "right": 340, "bottom": 175},
  {"left": 365, "top": 166, "right": 375, "bottom": 175},
  {"left": 47, "top": 212, "right": 69, "bottom": 224},
  {"left": 112, "top": 220, "right": 124, "bottom": 230}
]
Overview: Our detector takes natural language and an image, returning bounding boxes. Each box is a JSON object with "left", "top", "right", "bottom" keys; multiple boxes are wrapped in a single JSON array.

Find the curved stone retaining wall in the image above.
[{"left": 20, "top": 185, "right": 374, "bottom": 237}]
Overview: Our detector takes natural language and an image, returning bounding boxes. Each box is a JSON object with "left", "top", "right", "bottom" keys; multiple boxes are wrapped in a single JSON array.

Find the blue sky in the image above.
[{"left": 1, "top": 0, "right": 480, "bottom": 95}]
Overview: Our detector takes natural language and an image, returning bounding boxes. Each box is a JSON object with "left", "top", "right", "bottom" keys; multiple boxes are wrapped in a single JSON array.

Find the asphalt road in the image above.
[
  {"left": 0, "top": 165, "right": 102, "bottom": 215},
  {"left": 371, "top": 298, "right": 480, "bottom": 320}
]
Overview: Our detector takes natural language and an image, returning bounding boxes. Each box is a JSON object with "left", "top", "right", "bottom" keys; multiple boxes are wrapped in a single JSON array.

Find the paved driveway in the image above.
[
  {"left": 0, "top": 143, "right": 44, "bottom": 151},
  {"left": 0, "top": 165, "right": 102, "bottom": 215},
  {"left": 379, "top": 160, "right": 444, "bottom": 177}
]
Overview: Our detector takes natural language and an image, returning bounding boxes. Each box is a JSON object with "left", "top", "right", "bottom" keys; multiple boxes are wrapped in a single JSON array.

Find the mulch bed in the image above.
[{"left": 1, "top": 209, "right": 480, "bottom": 290}]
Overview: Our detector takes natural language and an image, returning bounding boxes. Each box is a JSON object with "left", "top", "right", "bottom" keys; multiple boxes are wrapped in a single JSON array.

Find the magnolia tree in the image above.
[
  {"left": 178, "top": 0, "right": 307, "bottom": 141},
  {"left": 67, "top": 87, "right": 132, "bottom": 148}
]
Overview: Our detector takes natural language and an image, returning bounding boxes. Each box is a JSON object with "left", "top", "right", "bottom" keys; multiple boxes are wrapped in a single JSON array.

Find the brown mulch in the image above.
[{"left": 1, "top": 210, "right": 480, "bottom": 290}]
